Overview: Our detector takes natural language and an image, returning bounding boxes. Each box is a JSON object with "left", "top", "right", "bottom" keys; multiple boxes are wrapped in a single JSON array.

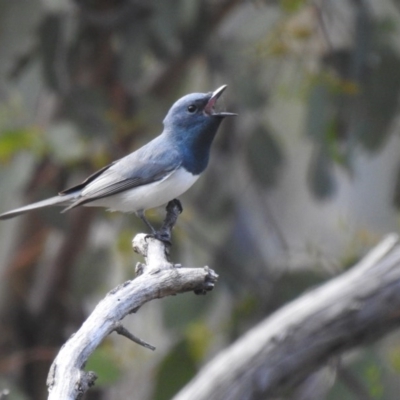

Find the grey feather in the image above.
[
  {"left": 61, "top": 138, "right": 182, "bottom": 211},
  {"left": 0, "top": 193, "right": 77, "bottom": 220}
]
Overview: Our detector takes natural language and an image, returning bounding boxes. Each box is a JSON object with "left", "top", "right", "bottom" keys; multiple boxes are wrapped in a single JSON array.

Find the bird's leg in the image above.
[
  {"left": 136, "top": 201, "right": 183, "bottom": 244},
  {"left": 156, "top": 199, "right": 183, "bottom": 244},
  {"left": 136, "top": 210, "right": 157, "bottom": 235}
]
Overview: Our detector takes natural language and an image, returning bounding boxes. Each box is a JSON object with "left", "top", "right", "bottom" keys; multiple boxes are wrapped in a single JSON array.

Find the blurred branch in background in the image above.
[{"left": 174, "top": 234, "right": 400, "bottom": 400}]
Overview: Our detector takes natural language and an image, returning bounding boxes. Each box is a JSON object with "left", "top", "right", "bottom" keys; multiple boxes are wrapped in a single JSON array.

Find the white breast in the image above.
[{"left": 86, "top": 168, "right": 199, "bottom": 213}]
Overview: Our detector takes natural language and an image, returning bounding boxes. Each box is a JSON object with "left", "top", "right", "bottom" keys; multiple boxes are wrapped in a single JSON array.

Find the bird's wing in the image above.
[
  {"left": 60, "top": 162, "right": 117, "bottom": 195},
  {"left": 63, "top": 142, "right": 182, "bottom": 210},
  {"left": 81, "top": 163, "right": 178, "bottom": 199}
]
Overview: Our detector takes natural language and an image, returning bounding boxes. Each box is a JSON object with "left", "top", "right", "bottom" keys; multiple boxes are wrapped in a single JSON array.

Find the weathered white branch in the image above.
[
  {"left": 173, "top": 234, "right": 400, "bottom": 400},
  {"left": 47, "top": 200, "right": 218, "bottom": 400}
]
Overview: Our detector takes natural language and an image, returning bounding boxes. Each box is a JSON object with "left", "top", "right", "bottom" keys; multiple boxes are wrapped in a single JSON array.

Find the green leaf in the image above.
[
  {"left": 358, "top": 48, "right": 400, "bottom": 152},
  {"left": 280, "top": 0, "right": 307, "bottom": 13},
  {"left": 246, "top": 125, "right": 285, "bottom": 188},
  {"left": 307, "top": 146, "right": 337, "bottom": 199},
  {"left": 0, "top": 127, "right": 44, "bottom": 162},
  {"left": 39, "top": 14, "right": 64, "bottom": 92},
  {"left": 306, "top": 81, "right": 331, "bottom": 140}
]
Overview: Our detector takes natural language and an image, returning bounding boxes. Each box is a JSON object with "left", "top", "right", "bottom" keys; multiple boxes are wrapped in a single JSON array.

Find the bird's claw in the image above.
[{"left": 145, "top": 231, "right": 172, "bottom": 246}]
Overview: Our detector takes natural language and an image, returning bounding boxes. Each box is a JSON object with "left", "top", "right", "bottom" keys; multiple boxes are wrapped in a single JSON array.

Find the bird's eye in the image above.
[{"left": 187, "top": 105, "right": 197, "bottom": 113}]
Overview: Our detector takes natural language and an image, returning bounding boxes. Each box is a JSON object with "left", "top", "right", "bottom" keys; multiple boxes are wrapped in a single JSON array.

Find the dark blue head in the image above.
[{"left": 163, "top": 85, "right": 236, "bottom": 174}]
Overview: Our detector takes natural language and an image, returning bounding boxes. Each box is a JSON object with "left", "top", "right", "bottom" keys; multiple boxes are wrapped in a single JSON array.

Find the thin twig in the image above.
[{"left": 114, "top": 323, "right": 156, "bottom": 351}]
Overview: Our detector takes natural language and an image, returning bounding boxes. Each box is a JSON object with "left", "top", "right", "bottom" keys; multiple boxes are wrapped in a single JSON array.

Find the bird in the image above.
[{"left": 0, "top": 85, "right": 236, "bottom": 233}]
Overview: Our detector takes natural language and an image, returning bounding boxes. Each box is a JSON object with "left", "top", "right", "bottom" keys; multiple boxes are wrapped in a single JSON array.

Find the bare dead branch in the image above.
[{"left": 46, "top": 201, "right": 218, "bottom": 400}]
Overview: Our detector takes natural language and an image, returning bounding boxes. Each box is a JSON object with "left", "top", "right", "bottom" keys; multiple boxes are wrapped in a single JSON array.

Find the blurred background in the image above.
[{"left": 0, "top": 0, "right": 400, "bottom": 399}]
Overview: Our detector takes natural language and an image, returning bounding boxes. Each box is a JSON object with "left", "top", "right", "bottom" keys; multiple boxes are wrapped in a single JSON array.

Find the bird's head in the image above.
[
  {"left": 163, "top": 85, "right": 236, "bottom": 133},
  {"left": 163, "top": 85, "right": 236, "bottom": 174}
]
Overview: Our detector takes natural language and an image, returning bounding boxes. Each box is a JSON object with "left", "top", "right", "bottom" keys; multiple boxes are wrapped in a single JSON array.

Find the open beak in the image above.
[{"left": 204, "top": 85, "right": 237, "bottom": 117}]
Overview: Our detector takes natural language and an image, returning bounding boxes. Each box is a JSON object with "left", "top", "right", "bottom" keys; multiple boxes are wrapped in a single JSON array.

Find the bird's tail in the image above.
[{"left": 0, "top": 193, "right": 77, "bottom": 220}]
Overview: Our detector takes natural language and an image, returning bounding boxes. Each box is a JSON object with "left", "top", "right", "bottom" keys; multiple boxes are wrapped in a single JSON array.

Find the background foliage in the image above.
[{"left": 1, "top": 0, "right": 400, "bottom": 399}]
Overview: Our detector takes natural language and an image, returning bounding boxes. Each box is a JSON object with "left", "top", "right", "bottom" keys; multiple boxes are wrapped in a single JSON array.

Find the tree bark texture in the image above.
[{"left": 46, "top": 201, "right": 218, "bottom": 399}]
